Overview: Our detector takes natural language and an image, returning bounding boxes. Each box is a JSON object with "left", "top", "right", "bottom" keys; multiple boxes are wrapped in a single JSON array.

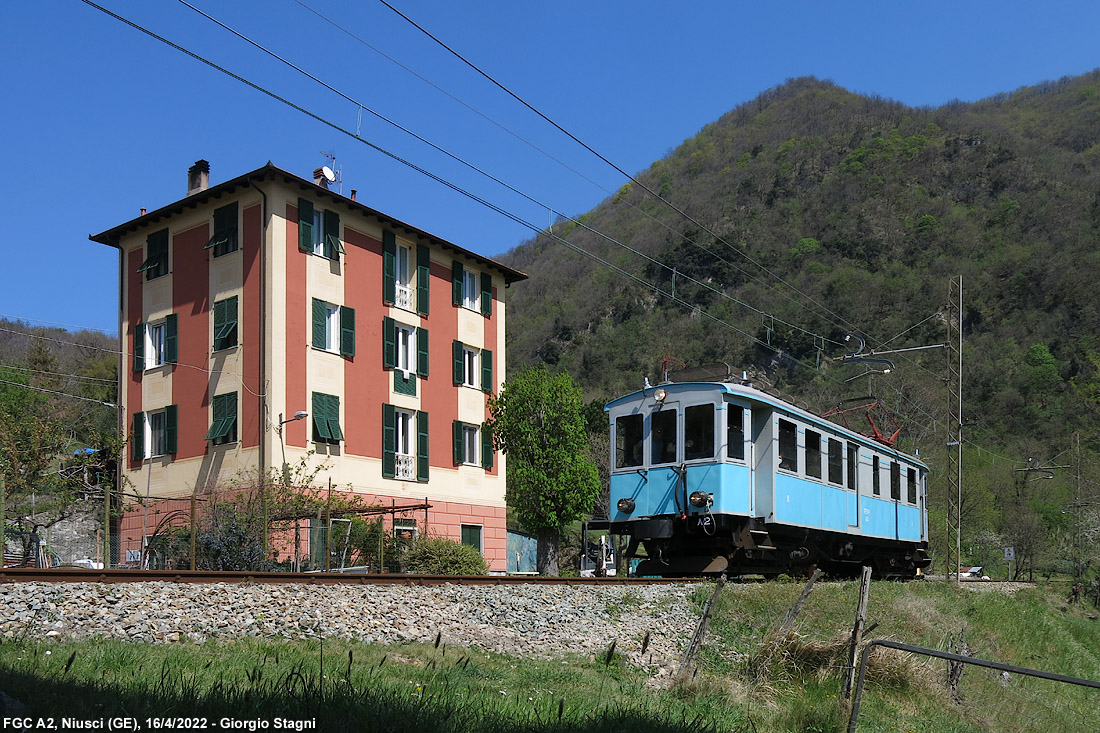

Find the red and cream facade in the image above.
[{"left": 90, "top": 161, "right": 525, "bottom": 572}]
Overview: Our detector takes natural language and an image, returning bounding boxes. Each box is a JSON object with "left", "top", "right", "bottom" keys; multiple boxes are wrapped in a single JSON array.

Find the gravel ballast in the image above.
[{"left": 0, "top": 581, "right": 700, "bottom": 668}]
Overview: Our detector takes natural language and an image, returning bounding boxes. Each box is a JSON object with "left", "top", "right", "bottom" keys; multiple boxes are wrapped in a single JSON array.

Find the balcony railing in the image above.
[
  {"left": 395, "top": 284, "right": 413, "bottom": 310},
  {"left": 395, "top": 454, "right": 415, "bottom": 480}
]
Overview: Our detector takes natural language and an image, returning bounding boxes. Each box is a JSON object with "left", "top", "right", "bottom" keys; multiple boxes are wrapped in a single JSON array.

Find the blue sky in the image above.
[{"left": 2, "top": 1, "right": 1099, "bottom": 337}]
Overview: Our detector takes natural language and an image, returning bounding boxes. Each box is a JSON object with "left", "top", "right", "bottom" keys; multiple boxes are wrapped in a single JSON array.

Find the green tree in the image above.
[{"left": 487, "top": 365, "right": 599, "bottom": 575}]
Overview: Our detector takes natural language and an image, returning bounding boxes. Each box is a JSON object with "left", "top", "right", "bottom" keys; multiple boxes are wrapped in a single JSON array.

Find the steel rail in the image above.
[{"left": 0, "top": 568, "right": 700, "bottom": 586}]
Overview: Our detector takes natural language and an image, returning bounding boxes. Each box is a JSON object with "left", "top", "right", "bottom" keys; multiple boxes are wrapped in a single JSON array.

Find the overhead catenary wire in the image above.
[
  {"left": 176, "top": 0, "right": 834, "bottom": 348},
  {"left": 0, "top": 377, "right": 116, "bottom": 408},
  {"left": 0, "top": 363, "right": 119, "bottom": 385}
]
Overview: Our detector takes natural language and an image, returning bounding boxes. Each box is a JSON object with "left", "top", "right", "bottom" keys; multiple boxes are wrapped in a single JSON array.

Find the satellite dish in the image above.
[{"left": 321, "top": 166, "right": 336, "bottom": 183}]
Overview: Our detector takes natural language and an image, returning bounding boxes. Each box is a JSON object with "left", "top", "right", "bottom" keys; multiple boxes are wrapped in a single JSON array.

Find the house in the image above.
[{"left": 90, "top": 160, "right": 526, "bottom": 572}]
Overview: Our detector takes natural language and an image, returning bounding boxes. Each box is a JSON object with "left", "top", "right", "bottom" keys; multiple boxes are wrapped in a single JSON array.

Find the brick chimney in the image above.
[
  {"left": 313, "top": 167, "right": 330, "bottom": 190},
  {"left": 187, "top": 160, "right": 210, "bottom": 196}
]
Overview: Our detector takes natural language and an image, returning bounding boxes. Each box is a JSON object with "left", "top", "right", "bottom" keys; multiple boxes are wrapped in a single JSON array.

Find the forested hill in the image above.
[{"left": 498, "top": 72, "right": 1100, "bottom": 570}]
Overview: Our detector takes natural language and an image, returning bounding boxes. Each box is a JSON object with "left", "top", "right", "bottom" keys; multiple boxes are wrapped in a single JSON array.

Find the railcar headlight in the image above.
[
  {"left": 653, "top": 388, "right": 667, "bottom": 403},
  {"left": 689, "top": 491, "right": 712, "bottom": 508},
  {"left": 616, "top": 497, "right": 635, "bottom": 514}
]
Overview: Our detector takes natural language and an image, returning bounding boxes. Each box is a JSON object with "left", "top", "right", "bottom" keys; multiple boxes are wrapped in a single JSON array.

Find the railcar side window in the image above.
[
  {"left": 907, "top": 467, "right": 917, "bottom": 504},
  {"left": 872, "top": 456, "right": 881, "bottom": 495},
  {"left": 890, "top": 461, "right": 901, "bottom": 500},
  {"left": 778, "top": 419, "right": 797, "bottom": 472},
  {"left": 806, "top": 430, "right": 822, "bottom": 479},
  {"left": 615, "top": 414, "right": 644, "bottom": 469},
  {"left": 684, "top": 404, "right": 715, "bottom": 460},
  {"left": 828, "top": 439, "right": 843, "bottom": 485},
  {"left": 847, "top": 444, "right": 858, "bottom": 490},
  {"left": 651, "top": 409, "right": 677, "bottom": 465},
  {"left": 728, "top": 405, "right": 745, "bottom": 460}
]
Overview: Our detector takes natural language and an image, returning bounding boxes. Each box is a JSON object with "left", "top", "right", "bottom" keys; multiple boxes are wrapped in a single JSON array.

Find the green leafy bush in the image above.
[{"left": 403, "top": 536, "right": 488, "bottom": 575}]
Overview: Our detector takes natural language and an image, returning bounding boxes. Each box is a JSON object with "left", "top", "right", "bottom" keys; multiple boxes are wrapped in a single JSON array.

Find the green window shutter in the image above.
[
  {"left": 382, "top": 403, "right": 396, "bottom": 478},
  {"left": 327, "top": 394, "right": 344, "bottom": 441},
  {"left": 204, "top": 394, "right": 223, "bottom": 441},
  {"left": 481, "top": 348, "right": 493, "bottom": 393},
  {"left": 298, "top": 198, "right": 313, "bottom": 252},
  {"left": 225, "top": 392, "right": 238, "bottom": 440},
  {"left": 481, "top": 422, "right": 493, "bottom": 470},
  {"left": 312, "top": 392, "right": 332, "bottom": 442},
  {"left": 452, "top": 261, "right": 463, "bottom": 306},
  {"left": 132, "top": 412, "right": 144, "bottom": 461},
  {"left": 382, "top": 231, "right": 396, "bottom": 305},
  {"left": 324, "top": 209, "right": 343, "bottom": 256},
  {"left": 416, "top": 411, "right": 429, "bottom": 482},
  {"left": 212, "top": 299, "right": 225, "bottom": 349},
  {"left": 133, "top": 323, "right": 144, "bottom": 372},
  {"left": 416, "top": 327, "right": 429, "bottom": 377},
  {"left": 312, "top": 299, "right": 327, "bottom": 349},
  {"left": 452, "top": 420, "right": 463, "bottom": 465},
  {"left": 224, "top": 296, "right": 238, "bottom": 349},
  {"left": 416, "top": 245, "right": 430, "bottom": 316},
  {"left": 480, "top": 272, "right": 492, "bottom": 317},
  {"left": 207, "top": 202, "right": 238, "bottom": 252},
  {"left": 165, "top": 314, "right": 178, "bottom": 364},
  {"left": 340, "top": 306, "right": 356, "bottom": 357},
  {"left": 165, "top": 405, "right": 178, "bottom": 455},
  {"left": 382, "top": 317, "right": 396, "bottom": 369},
  {"left": 452, "top": 340, "right": 464, "bottom": 385},
  {"left": 205, "top": 393, "right": 238, "bottom": 441}
]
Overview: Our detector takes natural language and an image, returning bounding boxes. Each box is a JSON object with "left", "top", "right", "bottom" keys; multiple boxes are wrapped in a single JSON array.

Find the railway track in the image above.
[{"left": 0, "top": 567, "right": 701, "bottom": 586}]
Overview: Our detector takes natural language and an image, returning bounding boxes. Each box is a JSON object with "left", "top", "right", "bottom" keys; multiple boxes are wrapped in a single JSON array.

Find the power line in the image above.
[
  {"left": 376, "top": 0, "right": 867, "bottom": 342},
  {"left": 0, "top": 364, "right": 118, "bottom": 385},
  {"left": 0, "top": 377, "right": 116, "bottom": 408},
  {"left": 177, "top": 0, "right": 836, "bottom": 348},
  {"left": 0, "top": 314, "right": 116, "bottom": 336}
]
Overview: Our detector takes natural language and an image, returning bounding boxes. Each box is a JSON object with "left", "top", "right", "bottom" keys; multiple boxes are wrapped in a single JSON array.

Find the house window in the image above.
[
  {"left": 778, "top": 419, "right": 797, "bottom": 472},
  {"left": 384, "top": 318, "right": 427, "bottom": 381},
  {"left": 311, "top": 392, "right": 344, "bottom": 445},
  {"left": 615, "top": 414, "right": 644, "bottom": 469},
  {"left": 452, "top": 341, "right": 492, "bottom": 392},
  {"left": 828, "top": 439, "right": 843, "bottom": 485},
  {"left": 727, "top": 405, "right": 745, "bottom": 461},
  {"left": 204, "top": 392, "right": 238, "bottom": 446},
  {"left": 452, "top": 261, "right": 492, "bottom": 316},
  {"left": 453, "top": 420, "right": 491, "bottom": 468},
  {"left": 133, "top": 315, "right": 177, "bottom": 371},
  {"left": 312, "top": 299, "right": 355, "bottom": 356},
  {"left": 297, "top": 198, "right": 343, "bottom": 260},
  {"left": 395, "top": 244, "right": 413, "bottom": 309},
  {"left": 131, "top": 406, "right": 177, "bottom": 461},
  {"left": 206, "top": 202, "right": 238, "bottom": 257},
  {"left": 393, "top": 518, "right": 417, "bottom": 541},
  {"left": 651, "top": 409, "right": 677, "bottom": 465},
  {"left": 213, "top": 296, "right": 238, "bottom": 351},
  {"left": 394, "top": 409, "right": 415, "bottom": 480},
  {"left": 383, "top": 405, "right": 429, "bottom": 481},
  {"left": 462, "top": 347, "right": 478, "bottom": 387},
  {"left": 138, "top": 229, "right": 169, "bottom": 280},
  {"left": 461, "top": 524, "right": 483, "bottom": 552},
  {"left": 805, "top": 430, "right": 822, "bottom": 479},
  {"left": 462, "top": 423, "right": 479, "bottom": 465},
  {"left": 684, "top": 404, "right": 714, "bottom": 460}
]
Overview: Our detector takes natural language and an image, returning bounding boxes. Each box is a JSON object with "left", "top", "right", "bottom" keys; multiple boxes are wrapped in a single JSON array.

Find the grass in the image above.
[{"left": 2, "top": 580, "right": 1098, "bottom": 732}]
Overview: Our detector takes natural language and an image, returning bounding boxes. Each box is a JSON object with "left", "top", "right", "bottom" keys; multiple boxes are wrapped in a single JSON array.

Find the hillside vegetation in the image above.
[{"left": 499, "top": 73, "right": 1100, "bottom": 579}]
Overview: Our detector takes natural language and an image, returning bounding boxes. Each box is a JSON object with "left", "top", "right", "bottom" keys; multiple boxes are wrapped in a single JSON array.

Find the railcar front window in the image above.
[
  {"left": 828, "top": 439, "right": 843, "bottom": 485},
  {"left": 615, "top": 414, "right": 644, "bottom": 469},
  {"left": 806, "top": 430, "right": 822, "bottom": 479},
  {"left": 778, "top": 419, "right": 797, "bottom": 472},
  {"left": 890, "top": 461, "right": 901, "bottom": 500},
  {"left": 907, "top": 467, "right": 917, "bottom": 504},
  {"left": 684, "top": 404, "right": 714, "bottom": 460},
  {"left": 727, "top": 405, "right": 745, "bottom": 460},
  {"left": 651, "top": 409, "right": 677, "bottom": 465}
]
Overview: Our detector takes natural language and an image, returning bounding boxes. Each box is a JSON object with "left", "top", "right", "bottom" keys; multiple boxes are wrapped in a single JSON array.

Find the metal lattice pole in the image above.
[{"left": 945, "top": 277, "right": 963, "bottom": 586}]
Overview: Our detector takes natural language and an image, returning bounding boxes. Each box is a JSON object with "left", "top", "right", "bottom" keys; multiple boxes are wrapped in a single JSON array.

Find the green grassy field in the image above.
[{"left": 1, "top": 580, "right": 1097, "bottom": 732}]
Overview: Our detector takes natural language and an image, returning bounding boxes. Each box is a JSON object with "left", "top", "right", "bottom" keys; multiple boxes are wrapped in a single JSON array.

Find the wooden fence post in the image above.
[{"left": 842, "top": 565, "right": 873, "bottom": 699}]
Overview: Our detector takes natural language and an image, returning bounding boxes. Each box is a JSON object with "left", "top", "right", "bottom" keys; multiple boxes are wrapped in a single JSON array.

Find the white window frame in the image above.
[
  {"left": 395, "top": 244, "right": 413, "bottom": 310},
  {"left": 394, "top": 409, "right": 415, "bottom": 480},
  {"left": 322, "top": 301, "right": 340, "bottom": 353},
  {"left": 462, "top": 346, "right": 479, "bottom": 388},
  {"left": 462, "top": 423, "right": 479, "bottom": 465},
  {"left": 395, "top": 322, "right": 416, "bottom": 376},
  {"left": 311, "top": 208, "right": 326, "bottom": 256},
  {"left": 144, "top": 409, "right": 167, "bottom": 458},
  {"left": 145, "top": 322, "right": 166, "bottom": 370},
  {"left": 462, "top": 270, "right": 479, "bottom": 310},
  {"left": 393, "top": 518, "right": 418, "bottom": 541}
]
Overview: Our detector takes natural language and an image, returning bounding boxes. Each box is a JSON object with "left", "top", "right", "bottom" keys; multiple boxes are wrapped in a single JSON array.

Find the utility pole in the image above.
[{"left": 945, "top": 277, "right": 963, "bottom": 587}]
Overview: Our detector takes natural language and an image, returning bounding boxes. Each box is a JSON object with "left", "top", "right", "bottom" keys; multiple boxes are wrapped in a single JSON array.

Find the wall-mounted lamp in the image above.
[{"left": 277, "top": 410, "right": 308, "bottom": 436}]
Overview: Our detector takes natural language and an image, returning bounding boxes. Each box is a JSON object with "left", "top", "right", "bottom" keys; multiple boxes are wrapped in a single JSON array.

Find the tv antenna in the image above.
[{"left": 321, "top": 151, "right": 342, "bottom": 193}]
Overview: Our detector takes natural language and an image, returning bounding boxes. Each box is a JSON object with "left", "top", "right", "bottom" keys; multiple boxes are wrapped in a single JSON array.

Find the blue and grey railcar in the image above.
[{"left": 605, "top": 381, "right": 930, "bottom": 578}]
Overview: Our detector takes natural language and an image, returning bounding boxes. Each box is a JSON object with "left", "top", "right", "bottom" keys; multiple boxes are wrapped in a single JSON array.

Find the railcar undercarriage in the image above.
[{"left": 614, "top": 515, "right": 930, "bottom": 579}]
